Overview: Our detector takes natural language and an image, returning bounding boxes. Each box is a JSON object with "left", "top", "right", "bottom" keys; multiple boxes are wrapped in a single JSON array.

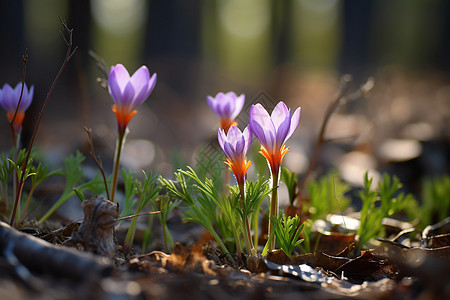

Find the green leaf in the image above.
[
  {"left": 281, "top": 166, "right": 298, "bottom": 206},
  {"left": 72, "top": 187, "right": 85, "bottom": 201}
]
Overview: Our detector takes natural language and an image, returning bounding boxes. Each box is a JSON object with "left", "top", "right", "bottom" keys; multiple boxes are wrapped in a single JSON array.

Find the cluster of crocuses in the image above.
[
  {"left": 0, "top": 61, "right": 300, "bottom": 254},
  {"left": 208, "top": 92, "right": 301, "bottom": 252}
]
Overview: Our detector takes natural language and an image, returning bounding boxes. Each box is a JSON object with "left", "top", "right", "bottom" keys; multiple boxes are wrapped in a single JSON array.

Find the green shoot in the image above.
[
  {"left": 263, "top": 212, "right": 304, "bottom": 257},
  {"left": 356, "top": 172, "right": 416, "bottom": 251},
  {"left": 228, "top": 176, "right": 272, "bottom": 250},
  {"left": 21, "top": 161, "right": 60, "bottom": 222},
  {"left": 415, "top": 175, "right": 450, "bottom": 230},
  {"left": 38, "top": 151, "right": 104, "bottom": 223},
  {"left": 123, "top": 170, "right": 161, "bottom": 252},
  {"left": 281, "top": 166, "right": 298, "bottom": 206},
  {"left": 298, "top": 219, "right": 320, "bottom": 254},
  {"left": 152, "top": 195, "right": 180, "bottom": 252},
  {"left": 306, "top": 171, "right": 351, "bottom": 220},
  {"left": 141, "top": 213, "right": 155, "bottom": 253},
  {"left": 1, "top": 148, "right": 59, "bottom": 223},
  {"left": 120, "top": 169, "right": 138, "bottom": 218},
  {"left": 160, "top": 167, "right": 236, "bottom": 259},
  {"left": 0, "top": 148, "right": 16, "bottom": 207}
]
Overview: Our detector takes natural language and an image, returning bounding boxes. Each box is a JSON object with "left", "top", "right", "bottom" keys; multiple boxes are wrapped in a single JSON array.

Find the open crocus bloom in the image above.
[
  {"left": 249, "top": 101, "right": 301, "bottom": 174},
  {"left": 0, "top": 82, "right": 34, "bottom": 133},
  {"left": 218, "top": 125, "right": 252, "bottom": 185},
  {"left": 207, "top": 92, "right": 245, "bottom": 133},
  {"left": 108, "top": 64, "right": 157, "bottom": 134}
]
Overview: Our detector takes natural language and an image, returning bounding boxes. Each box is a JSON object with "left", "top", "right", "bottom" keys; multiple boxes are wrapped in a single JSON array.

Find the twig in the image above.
[
  {"left": 294, "top": 76, "right": 374, "bottom": 207},
  {"left": 84, "top": 127, "right": 110, "bottom": 200},
  {"left": 9, "top": 49, "right": 28, "bottom": 146},
  {"left": 10, "top": 19, "right": 77, "bottom": 226},
  {"left": 116, "top": 210, "right": 161, "bottom": 221}
]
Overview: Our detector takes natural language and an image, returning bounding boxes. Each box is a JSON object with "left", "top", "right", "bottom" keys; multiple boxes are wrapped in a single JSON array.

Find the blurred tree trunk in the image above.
[
  {"left": 145, "top": 0, "right": 201, "bottom": 97},
  {"left": 0, "top": 0, "right": 25, "bottom": 83},
  {"left": 340, "top": 0, "right": 374, "bottom": 78}
]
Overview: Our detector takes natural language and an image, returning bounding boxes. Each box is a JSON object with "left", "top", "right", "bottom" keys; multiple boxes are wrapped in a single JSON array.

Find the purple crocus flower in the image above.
[
  {"left": 207, "top": 92, "right": 245, "bottom": 133},
  {"left": 0, "top": 82, "right": 34, "bottom": 133},
  {"left": 249, "top": 101, "right": 301, "bottom": 174},
  {"left": 108, "top": 64, "right": 157, "bottom": 134},
  {"left": 218, "top": 125, "right": 252, "bottom": 185}
]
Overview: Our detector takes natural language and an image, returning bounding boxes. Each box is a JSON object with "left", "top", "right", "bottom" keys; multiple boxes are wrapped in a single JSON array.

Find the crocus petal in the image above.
[
  {"left": 218, "top": 128, "right": 227, "bottom": 151},
  {"left": 207, "top": 95, "right": 217, "bottom": 113},
  {"left": 286, "top": 107, "right": 301, "bottom": 142},
  {"left": 223, "top": 141, "right": 236, "bottom": 160},
  {"left": 1, "top": 84, "right": 15, "bottom": 111},
  {"left": 220, "top": 101, "right": 231, "bottom": 118},
  {"left": 110, "top": 64, "right": 130, "bottom": 91},
  {"left": 234, "top": 136, "right": 245, "bottom": 159},
  {"left": 271, "top": 101, "right": 290, "bottom": 130},
  {"left": 249, "top": 104, "right": 276, "bottom": 149},
  {"left": 275, "top": 116, "right": 291, "bottom": 150},
  {"left": 130, "top": 66, "right": 150, "bottom": 91},
  {"left": 14, "top": 82, "right": 22, "bottom": 95},
  {"left": 108, "top": 70, "right": 124, "bottom": 104},
  {"left": 242, "top": 126, "right": 252, "bottom": 154},
  {"left": 17, "top": 83, "right": 33, "bottom": 111},
  {"left": 221, "top": 92, "right": 236, "bottom": 117},
  {"left": 147, "top": 73, "right": 157, "bottom": 95},
  {"left": 226, "top": 125, "right": 242, "bottom": 148},
  {"left": 230, "top": 93, "right": 245, "bottom": 120},
  {"left": 216, "top": 92, "right": 225, "bottom": 102},
  {"left": 130, "top": 66, "right": 150, "bottom": 105},
  {"left": 24, "top": 85, "right": 34, "bottom": 110},
  {"left": 120, "top": 82, "right": 136, "bottom": 108}
]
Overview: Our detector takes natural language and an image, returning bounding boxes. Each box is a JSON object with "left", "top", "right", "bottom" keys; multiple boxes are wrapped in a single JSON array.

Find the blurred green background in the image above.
[{"left": 0, "top": 0, "right": 448, "bottom": 187}]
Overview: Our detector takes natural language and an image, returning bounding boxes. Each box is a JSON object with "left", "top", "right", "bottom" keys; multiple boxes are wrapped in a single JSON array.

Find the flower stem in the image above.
[
  {"left": 253, "top": 195, "right": 263, "bottom": 249},
  {"left": 239, "top": 182, "right": 256, "bottom": 255},
  {"left": 110, "top": 132, "right": 125, "bottom": 203},
  {"left": 268, "top": 170, "right": 279, "bottom": 251}
]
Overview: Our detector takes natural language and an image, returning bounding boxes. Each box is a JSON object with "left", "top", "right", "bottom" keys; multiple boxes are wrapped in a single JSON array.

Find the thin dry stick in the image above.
[
  {"left": 10, "top": 19, "right": 78, "bottom": 226},
  {"left": 84, "top": 127, "right": 110, "bottom": 200},
  {"left": 294, "top": 76, "right": 374, "bottom": 207},
  {"left": 116, "top": 211, "right": 161, "bottom": 221},
  {"left": 8, "top": 51, "right": 29, "bottom": 219},
  {"left": 9, "top": 49, "right": 28, "bottom": 147}
]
